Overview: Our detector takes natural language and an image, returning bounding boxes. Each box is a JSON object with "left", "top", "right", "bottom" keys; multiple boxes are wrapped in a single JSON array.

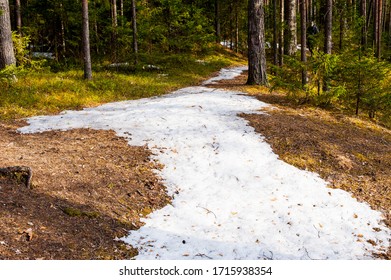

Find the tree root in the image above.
[{"left": 0, "top": 166, "right": 33, "bottom": 188}]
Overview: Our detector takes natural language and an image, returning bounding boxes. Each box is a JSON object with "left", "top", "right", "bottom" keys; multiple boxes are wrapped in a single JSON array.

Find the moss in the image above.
[{"left": 62, "top": 207, "right": 100, "bottom": 218}]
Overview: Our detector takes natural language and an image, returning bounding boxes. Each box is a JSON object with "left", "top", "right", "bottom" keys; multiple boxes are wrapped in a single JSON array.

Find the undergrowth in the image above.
[{"left": 0, "top": 47, "right": 245, "bottom": 120}]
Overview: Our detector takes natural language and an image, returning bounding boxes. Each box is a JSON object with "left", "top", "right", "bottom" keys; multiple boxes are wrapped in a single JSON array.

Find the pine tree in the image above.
[
  {"left": 82, "top": 0, "right": 92, "bottom": 80},
  {"left": 247, "top": 0, "right": 268, "bottom": 85},
  {"left": 0, "top": 0, "right": 16, "bottom": 69},
  {"left": 284, "top": 0, "right": 297, "bottom": 55}
]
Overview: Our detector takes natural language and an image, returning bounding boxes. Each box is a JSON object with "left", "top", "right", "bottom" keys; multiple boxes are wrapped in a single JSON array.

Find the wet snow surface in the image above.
[{"left": 19, "top": 67, "right": 390, "bottom": 260}]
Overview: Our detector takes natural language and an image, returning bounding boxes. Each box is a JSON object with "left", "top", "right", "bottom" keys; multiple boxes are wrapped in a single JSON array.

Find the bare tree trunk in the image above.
[
  {"left": 284, "top": 0, "right": 297, "bottom": 55},
  {"left": 300, "top": 0, "right": 307, "bottom": 87},
  {"left": 93, "top": 0, "right": 99, "bottom": 55},
  {"left": 131, "top": 0, "right": 138, "bottom": 65},
  {"left": 120, "top": 0, "right": 124, "bottom": 18},
  {"left": 279, "top": 0, "right": 284, "bottom": 65},
  {"left": 235, "top": 4, "right": 239, "bottom": 53},
  {"left": 0, "top": 0, "right": 16, "bottom": 69},
  {"left": 82, "top": 0, "right": 92, "bottom": 80},
  {"left": 389, "top": 1, "right": 391, "bottom": 48},
  {"left": 376, "top": 0, "right": 382, "bottom": 59},
  {"left": 111, "top": 0, "right": 118, "bottom": 61},
  {"left": 273, "top": 0, "right": 278, "bottom": 66},
  {"left": 324, "top": 0, "right": 332, "bottom": 54},
  {"left": 247, "top": 0, "right": 268, "bottom": 85},
  {"left": 374, "top": 0, "right": 378, "bottom": 51},
  {"left": 59, "top": 2, "right": 66, "bottom": 59},
  {"left": 323, "top": 0, "right": 332, "bottom": 92},
  {"left": 339, "top": 2, "right": 346, "bottom": 51},
  {"left": 15, "top": 0, "right": 21, "bottom": 33},
  {"left": 215, "top": 0, "right": 221, "bottom": 43},
  {"left": 361, "top": 0, "right": 367, "bottom": 48}
]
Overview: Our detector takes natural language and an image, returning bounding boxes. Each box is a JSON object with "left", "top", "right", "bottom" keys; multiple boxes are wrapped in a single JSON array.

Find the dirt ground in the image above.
[
  {"left": 210, "top": 72, "right": 391, "bottom": 259},
  {"left": 0, "top": 122, "right": 170, "bottom": 259}
]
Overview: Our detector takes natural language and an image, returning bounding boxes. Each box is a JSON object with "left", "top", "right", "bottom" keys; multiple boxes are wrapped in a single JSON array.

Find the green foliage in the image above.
[
  {"left": 137, "top": 0, "right": 214, "bottom": 53},
  {"left": 0, "top": 50, "right": 245, "bottom": 120},
  {"left": 270, "top": 56, "right": 305, "bottom": 101},
  {"left": 0, "top": 65, "right": 18, "bottom": 83},
  {"left": 271, "top": 45, "right": 391, "bottom": 127},
  {"left": 307, "top": 51, "right": 341, "bottom": 106},
  {"left": 336, "top": 51, "right": 391, "bottom": 120},
  {"left": 12, "top": 32, "right": 30, "bottom": 67}
]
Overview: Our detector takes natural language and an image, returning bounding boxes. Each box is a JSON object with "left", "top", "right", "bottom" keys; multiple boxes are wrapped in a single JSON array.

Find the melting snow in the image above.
[{"left": 19, "top": 67, "right": 390, "bottom": 260}]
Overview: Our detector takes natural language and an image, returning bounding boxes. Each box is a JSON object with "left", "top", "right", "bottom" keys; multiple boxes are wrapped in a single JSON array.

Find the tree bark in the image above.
[
  {"left": 131, "top": 0, "right": 138, "bottom": 65},
  {"left": 361, "top": 0, "right": 367, "bottom": 48},
  {"left": 247, "top": 0, "right": 268, "bottom": 85},
  {"left": 324, "top": 0, "right": 332, "bottom": 54},
  {"left": 300, "top": 0, "right": 307, "bottom": 86},
  {"left": 15, "top": 0, "right": 21, "bottom": 33},
  {"left": 279, "top": 0, "right": 284, "bottom": 65},
  {"left": 376, "top": 0, "right": 382, "bottom": 59},
  {"left": 0, "top": 0, "right": 16, "bottom": 69},
  {"left": 215, "top": 0, "right": 221, "bottom": 43},
  {"left": 273, "top": 0, "right": 278, "bottom": 66},
  {"left": 284, "top": 0, "right": 297, "bottom": 55},
  {"left": 111, "top": 0, "right": 118, "bottom": 61},
  {"left": 82, "top": 0, "right": 92, "bottom": 80},
  {"left": 323, "top": 0, "right": 332, "bottom": 92}
]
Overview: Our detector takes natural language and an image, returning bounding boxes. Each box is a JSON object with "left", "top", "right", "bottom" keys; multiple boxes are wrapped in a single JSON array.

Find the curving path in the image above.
[{"left": 19, "top": 67, "right": 390, "bottom": 260}]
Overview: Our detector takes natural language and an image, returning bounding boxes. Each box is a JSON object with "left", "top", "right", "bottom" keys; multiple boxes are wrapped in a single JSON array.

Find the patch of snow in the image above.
[
  {"left": 107, "top": 62, "right": 130, "bottom": 68},
  {"left": 31, "top": 52, "right": 55, "bottom": 59},
  {"left": 143, "top": 64, "right": 161, "bottom": 71},
  {"left": 202, "top": 66, "right": 247, "bottom": 85},
  {"left": 19, "top": 66, "right": 390, "bottom": 260}
]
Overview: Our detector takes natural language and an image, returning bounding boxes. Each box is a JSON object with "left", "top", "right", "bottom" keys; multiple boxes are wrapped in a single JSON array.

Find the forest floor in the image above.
[
  {"left": 0, "top": 122, "right": 170, "bottom": 259},
  {"left": 210, "top": 72, "right": 391, "bottom": 259},
  {"left": 0, "top": 69, "right": 390, "bottom": 259}
]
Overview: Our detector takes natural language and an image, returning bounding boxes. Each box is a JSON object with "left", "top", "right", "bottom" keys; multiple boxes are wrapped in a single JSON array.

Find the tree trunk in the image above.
[
  {"left": 0, "top": 0, "right": 16, "bottom": 69},
  {"left": 215, "top": 0, "right": 221, "bottom": 43},
  {"left": 120, "top": 0, "right": 124, "bottom": 21},
  {"left": 324, "top": 0, "right": 332, "bottom": 54},
  {"left": 300, "top": 0, "right": 307, "bottom": 86},
  {"left": 247, "top": 0, "right": 268, "bottom": 85},
  {"left": 361, "top": 0, "right": 367, "bottom": 48},
  {"left": 279, "top": 0, "right": 284, "bottom": 65},
  {"left": 376, "top": 0, "right": 382, "bottom": 59},
  {"left": 235, "top": 4, "right": 239, "bottom": 53},
  {"left": 273, "top": 0, "right": 278, "bottom": 66},
  {"left": 284, "top": 0, "right": 297, "bottom": 55},
  {"left": 82, "top": 0, "right": 92, "bottom": 80},
  {"left": 111, "top": 0, "right": 118, "bottom": 61},
  {"left": 15, "top": 0, "right": 21, "bottom": 33},
  {"left": 339, "top": 3, "right": 346, "bottom": 51},
  {"left": 323, "top": 0, "right": 332, "bottom": 92},
  {"left": 131, "top": 0, "right": 138, "bottom": 65},
  {"left": 59, "top": 2, "right": 66, "bottom": 59}
]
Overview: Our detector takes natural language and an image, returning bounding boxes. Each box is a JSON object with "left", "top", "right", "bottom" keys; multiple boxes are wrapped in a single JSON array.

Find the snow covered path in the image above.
[{"left": 19, "top": 67, "right": 390, "bottom": 260}]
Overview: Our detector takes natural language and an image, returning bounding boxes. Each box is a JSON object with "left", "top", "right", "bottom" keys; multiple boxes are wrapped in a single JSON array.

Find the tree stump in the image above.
[{"left": 0, "top": 166, "right": 33, "bottom": 188}]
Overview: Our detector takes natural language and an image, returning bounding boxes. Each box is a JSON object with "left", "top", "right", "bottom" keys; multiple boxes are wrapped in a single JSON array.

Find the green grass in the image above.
[{"left": 0, "top": 48, "right": 245, "bottom": 120}]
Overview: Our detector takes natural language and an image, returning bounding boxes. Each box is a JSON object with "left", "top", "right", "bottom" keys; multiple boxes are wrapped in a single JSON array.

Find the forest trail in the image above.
[{"left": 19, "top": 67, "right": 390, "bottom": 260}]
